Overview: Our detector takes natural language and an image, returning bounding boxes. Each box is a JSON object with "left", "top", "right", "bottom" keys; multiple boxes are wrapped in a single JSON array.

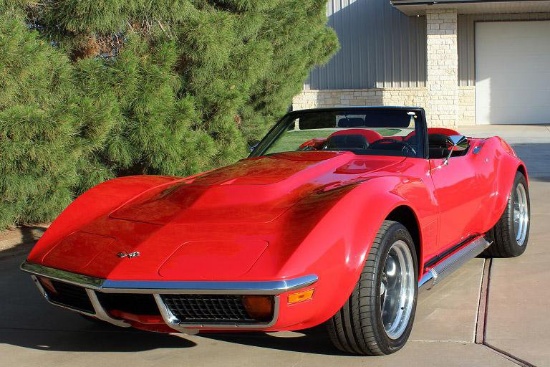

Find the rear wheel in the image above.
[
  {"left": 484, "top": 172, "right": 530, "bottom": 258},
  {"left": 327, "top": 220, "right": 418, "bottom": 355}
]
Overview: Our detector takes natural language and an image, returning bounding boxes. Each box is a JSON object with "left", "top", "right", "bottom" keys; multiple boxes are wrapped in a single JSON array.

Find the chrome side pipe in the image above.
[{"left": 418, "top": 236, "right": 491, "bottom": 294}]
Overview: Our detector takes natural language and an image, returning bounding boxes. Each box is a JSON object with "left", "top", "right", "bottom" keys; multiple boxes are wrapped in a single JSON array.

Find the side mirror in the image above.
[{"left": 443, "top": 135, "right": 469, "bottom": 165}]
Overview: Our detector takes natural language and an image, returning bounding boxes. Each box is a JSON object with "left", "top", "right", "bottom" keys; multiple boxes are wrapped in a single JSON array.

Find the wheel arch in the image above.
[
  {"left": 386, "top": 205, "right": 422, "bottom": 276},
  {"left": 488, "top": 143, "right": 529, "bottom": 232},
  {"left": 517, "top": 163, "right": 528, "bottom": 183}
]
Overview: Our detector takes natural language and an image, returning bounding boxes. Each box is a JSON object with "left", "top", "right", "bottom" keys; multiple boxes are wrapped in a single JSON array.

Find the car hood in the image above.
[
  {"left": 37, "top": 152, "right": 405, "bottom": 280},
  {"left": 109, "top": 151, "right": 403, "bottom": 225}
]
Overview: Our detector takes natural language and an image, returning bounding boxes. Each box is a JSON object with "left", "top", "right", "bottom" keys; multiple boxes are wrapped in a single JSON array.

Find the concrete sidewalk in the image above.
[{"left": 1, "top": 125, "right": 549, "bottom": 367}]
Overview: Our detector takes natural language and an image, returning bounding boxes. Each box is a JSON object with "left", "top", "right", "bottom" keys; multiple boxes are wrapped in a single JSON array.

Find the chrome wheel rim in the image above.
[
  {"left": 513, "top": 183, "right": 529, "bottom": 246},
  {"left": 380, "top": 240, "right": 415, "bottom": 340}
]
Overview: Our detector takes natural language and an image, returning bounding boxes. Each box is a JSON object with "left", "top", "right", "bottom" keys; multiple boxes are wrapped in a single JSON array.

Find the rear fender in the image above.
[
  {"left": 27, "top": 176, "right": 179, "bottom": 262},
  {"left": 483, "top": 137, "right": 528, "bottom": 231}
]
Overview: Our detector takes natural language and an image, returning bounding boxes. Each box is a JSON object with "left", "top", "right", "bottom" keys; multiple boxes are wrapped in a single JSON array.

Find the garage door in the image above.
[{"left": 476, "top": 21, "right": 550, "bottom": 125}]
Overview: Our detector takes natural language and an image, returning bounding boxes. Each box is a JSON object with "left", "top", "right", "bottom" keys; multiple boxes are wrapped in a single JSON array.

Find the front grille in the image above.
[
  {"left": 96, "top": 293, "right": 160, "bottom": 315},
  {"left": 161, "top": 295, "right": 256, "bottom": 323},
  {"left": 46, "top": 280, "right": 94, "bottom": 313}
]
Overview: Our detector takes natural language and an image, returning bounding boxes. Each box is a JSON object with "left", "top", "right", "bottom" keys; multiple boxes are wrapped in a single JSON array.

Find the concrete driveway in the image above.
[{"left": 1, "top": 125, "right": 549, "bottom": 367}]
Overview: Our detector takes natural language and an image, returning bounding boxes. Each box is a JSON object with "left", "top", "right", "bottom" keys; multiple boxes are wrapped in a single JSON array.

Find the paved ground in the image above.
[{"left": 1, "top": 125, "right": 549, "bottom": 367}]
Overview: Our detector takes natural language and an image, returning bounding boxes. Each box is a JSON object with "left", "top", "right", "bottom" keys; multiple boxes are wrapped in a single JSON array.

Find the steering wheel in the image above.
[{"left": 369, "top": 138, "right": 416, "bottom": 156}]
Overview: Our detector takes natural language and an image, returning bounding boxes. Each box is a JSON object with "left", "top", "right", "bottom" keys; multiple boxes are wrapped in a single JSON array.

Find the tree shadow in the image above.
[
  {"left": 0, "top": 225, "right": 47, "bottom": 260},
  {"left": 20, "top": 225, "right": 48, "bottom": 245}
]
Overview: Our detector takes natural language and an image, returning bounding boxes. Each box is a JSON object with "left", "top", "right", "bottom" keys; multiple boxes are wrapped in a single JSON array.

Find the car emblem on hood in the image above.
[{"left": 117, "top": 251, "right": 140, "bottom": 259}]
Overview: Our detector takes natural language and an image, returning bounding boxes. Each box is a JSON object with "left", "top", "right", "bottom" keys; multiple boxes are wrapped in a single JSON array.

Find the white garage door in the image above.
[{"left": 476, "top": 21, "right": 550, "bottom": 125}]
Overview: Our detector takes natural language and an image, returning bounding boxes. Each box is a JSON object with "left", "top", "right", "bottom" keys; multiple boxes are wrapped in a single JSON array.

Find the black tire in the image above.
[
  {"left": 484, "top": 172, "right": 530, "bottom": 258},
  {"left": 327, "top": 220, "right": 418, "bottom": 355}
]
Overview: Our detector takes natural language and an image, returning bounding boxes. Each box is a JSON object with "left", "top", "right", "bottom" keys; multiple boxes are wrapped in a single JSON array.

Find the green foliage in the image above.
[
  {"left": 0, "top": 10, "right": 79, "bottom": 228},
  {"left": 0, "top": 0, "right": 338, "bottom": 229}
]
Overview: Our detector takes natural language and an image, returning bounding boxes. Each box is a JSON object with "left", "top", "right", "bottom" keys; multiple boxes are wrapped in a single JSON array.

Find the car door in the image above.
[{"left": 428, "top": 139, "right": 494, "bottom": 252}]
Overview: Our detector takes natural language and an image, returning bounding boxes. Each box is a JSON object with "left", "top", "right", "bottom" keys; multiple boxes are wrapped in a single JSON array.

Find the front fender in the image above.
[
  {"left": 27, "top": 175, "right": 179, "bottom": 263},
  {"left": 271, "top": 176, "right": 424, "bottom": 328}
]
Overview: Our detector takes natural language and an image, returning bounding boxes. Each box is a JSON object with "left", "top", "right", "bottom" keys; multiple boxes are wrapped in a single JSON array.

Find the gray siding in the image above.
[
  {"left": 307, "top": 0, "right": 426, "bottom": 90},
  {"left": 458, "top": 12, "right": 550, "bottom": 86}
]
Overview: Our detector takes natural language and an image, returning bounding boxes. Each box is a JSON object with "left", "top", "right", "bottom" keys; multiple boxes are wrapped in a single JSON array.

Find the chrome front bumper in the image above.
[{"left": 20, "top": 261, "right": 318, "bottom": 333}]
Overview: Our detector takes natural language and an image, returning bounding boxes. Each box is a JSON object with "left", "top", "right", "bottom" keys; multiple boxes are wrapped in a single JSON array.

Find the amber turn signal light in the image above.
[
  {"left": 242, "top": 295, "right": 274, "bottom": 322},
  {"left": 287, "top": 288, "right": 314, "bottom": 304}
]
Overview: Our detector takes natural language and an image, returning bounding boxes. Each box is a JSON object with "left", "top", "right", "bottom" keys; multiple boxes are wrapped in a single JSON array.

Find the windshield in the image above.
[{"left": 251, "top": 108, "right": 425, "bottom": 158}]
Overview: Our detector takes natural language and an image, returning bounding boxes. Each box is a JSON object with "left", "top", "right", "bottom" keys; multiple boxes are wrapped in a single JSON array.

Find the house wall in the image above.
[
  {"left": 307, "top": 0, "right": 426, "bottom": 90},
  {"left": 293, "top": 86, "right": 477, "bottom": 126},
  {"left": 297, "top": 0, "right": 550, "bottom": 126},
  {"left": 293, "top": 88, "right": 428, "bottom": 109},
  {"left": 426, "top": 9, "right": 459, "bottom": 126}
]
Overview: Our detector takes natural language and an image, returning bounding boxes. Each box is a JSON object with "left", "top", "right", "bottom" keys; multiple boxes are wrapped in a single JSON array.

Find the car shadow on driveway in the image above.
[
  {"left": 1, "top": 248, "right": 344, "bottom": 355},
  {"left": 0, "top": 251, "right": 195, "bottom": 352},
  {"left": 198, "top": 327, "right": 344, "bottom": 356}
]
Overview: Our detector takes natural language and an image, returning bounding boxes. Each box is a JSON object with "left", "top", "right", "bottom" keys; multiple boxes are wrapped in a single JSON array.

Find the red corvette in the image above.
[{"left": 21, "top": 107, "right": 530, "bottom": 355}]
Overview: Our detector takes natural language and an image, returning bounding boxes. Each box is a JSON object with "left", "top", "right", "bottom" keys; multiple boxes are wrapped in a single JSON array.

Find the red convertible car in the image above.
[{"left": 21, "top": 107, "right": 529, "bottom": 355}]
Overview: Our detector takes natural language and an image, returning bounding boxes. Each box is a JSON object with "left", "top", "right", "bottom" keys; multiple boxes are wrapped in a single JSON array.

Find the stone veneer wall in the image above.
[
  {"left": 292, "top": 88, "right": 428, "bottom": 110},
  {"left": 293, "top": 86, "right": 477, "bottom": 127},
  {"left": 458, "top": 86, "right": 476, "bottom": 126},
  {"left": 426, "top": 9, "right": 458, "bottom": 127}
]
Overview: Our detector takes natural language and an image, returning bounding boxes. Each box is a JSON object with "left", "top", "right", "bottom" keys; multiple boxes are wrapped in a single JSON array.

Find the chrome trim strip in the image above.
[
  {"left": 30, "top": 274, "right": 129, "bottom": 327},
  {"left": 86, "top": 289, "right": 131, "bottom": 328},
  {"left": 23, "top": 262, "right": 104, "bottom": 289},
  {"left": 21, "top": 261, "right": 318, "bottom": 295},
  {"left": 154, "top": 294, "right": 181, "bottom": 326},
  {"left": 31, "top": 274, "right": 96, "bottom": 316},
  {"left": 101, "top": 277, "right": 318, "bottom": 295},
  {"left": 153, "top": 294, "right": 280, "bottom": 331},
  {"left": 419, "top": 236, "right": 491, "bottom": 294}
]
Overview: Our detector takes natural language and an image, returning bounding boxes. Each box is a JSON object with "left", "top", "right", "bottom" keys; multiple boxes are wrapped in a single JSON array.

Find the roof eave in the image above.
[{"left": 390, "top": 0, "right": 550, "bottom": 16}]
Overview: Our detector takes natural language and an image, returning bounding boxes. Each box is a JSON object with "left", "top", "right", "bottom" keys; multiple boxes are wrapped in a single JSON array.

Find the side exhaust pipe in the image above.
[{"left": 418, "top": 236, "right": 491, "bottom": 293}]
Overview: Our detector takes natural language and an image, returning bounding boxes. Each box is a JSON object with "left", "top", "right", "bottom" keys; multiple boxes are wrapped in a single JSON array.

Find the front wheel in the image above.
[
  {"left": 327, "top": 220, "right": 418, "bottom": 355},
  {"left": 484, "top": 171, "right": 530, "bottom": 258}
]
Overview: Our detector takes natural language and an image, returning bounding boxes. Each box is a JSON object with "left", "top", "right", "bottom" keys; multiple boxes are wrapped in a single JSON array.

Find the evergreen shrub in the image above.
[{"left": 0, "top": 0, "right": 338, "bottom": 229}]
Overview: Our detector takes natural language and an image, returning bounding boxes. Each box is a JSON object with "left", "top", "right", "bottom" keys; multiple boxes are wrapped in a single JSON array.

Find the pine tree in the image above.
[
  {"left": 0, "top": 0, "right": 338, "bottom": 228},
  {"left": 0, "top": 10, "right": 80, "bottom": 228}
]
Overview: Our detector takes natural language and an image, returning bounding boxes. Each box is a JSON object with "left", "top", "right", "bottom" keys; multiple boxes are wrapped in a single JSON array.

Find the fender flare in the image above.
[
  {"left": 486, "top": 137, "right": 528, "bottom": 230},
  {"left": 276, "top": 177, "right": 423, "bottom": 326}
]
